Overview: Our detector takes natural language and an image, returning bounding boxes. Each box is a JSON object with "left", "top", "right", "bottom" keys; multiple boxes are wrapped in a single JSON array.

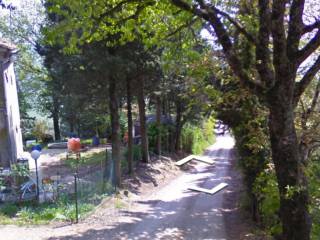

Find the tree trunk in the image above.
[
  {"left": 162, "top": 96, "right": 167, "bottom": 116},
  {"left": 69, "top": 120, "right": 74, "bottom": 133},
  {"left": 52, "top": 97, "right": 60, "bottom": 141},
  {"left": 169, "top": 127, "right": 175, "bottom": 153},
  {"left": 155, "top": 95, "right": 161, "bottom": 155},
  {"left": 268, "top": 95, "right": 311, "bottom": 240},
  {"left": 174, "top": 100, "right": 183, "bottom": 152},
  {"left": 126, "top": 78, "right": 133, "bottom": 174},
  {"left": 137, "top": 77, "right": 149, "bottom": 163},
  {"left": 109, "top": 79, "right": 121, "bottom": 187},
  {"left": 77, "top": 117, "right": 81, "bottom": 137}
]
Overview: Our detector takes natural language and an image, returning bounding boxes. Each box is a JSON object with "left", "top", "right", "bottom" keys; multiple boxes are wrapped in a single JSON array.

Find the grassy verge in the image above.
[
  {"left": 0, "top": 197, "right": 94, "bottom": 225},
  {"left": 62, "top": 151, "right": 108, "bottom": 169}
]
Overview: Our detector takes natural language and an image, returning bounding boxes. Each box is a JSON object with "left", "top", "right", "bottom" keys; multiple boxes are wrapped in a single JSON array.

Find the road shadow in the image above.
[
  {"left": 221, "top": 149, "right": 261, "bottom": 240},
  {"left": 47, "top": 187, "right": 227, "bottom": 240}
]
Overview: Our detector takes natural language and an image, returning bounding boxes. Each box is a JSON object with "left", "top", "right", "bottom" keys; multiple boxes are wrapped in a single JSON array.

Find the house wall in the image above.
[
  {"left": 0, "top": 53, "right": 23, "bottom": 168},
  {"left": 0, "top": 60, "right": 11, "bottom": 168}
]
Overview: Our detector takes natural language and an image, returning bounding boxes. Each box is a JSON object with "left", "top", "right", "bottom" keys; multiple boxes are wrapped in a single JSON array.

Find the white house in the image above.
[{"left": 0, "top": 39, "right": 24, "bottom": 168}]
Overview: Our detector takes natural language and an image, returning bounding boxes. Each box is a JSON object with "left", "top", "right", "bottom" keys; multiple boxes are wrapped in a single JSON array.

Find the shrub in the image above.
[
  {"left": 32, "top": 120, "right": 49, "bottom": 143},
  {"left": 181, "top": 124, "right": 194, "bottom": 153},
  {"left": 123, "top": 145, "right": 142, "bottom": 167},
  {"left": 181, "top": 117, "right": 215, "bottom": 154},
  {"left": 0, "top": 197, "right": 95, "bottom": 225},
  {"left": 253, "top": 158, "right": 320, "bottom": 240},
  {"left": 41, "top": 134, "right": 54, "bottom": 144},
  {"left": 147, "top": 123, "right": 170, "bottom": 153},
  {"left": 307, "top": 159, "right": 320, "bottom": 240},
  {"left": 253, "top": 165, "right": 281, "bottom": 237},
  {"left": 0, "top": 203, "right": 19, "bottom": 217}
]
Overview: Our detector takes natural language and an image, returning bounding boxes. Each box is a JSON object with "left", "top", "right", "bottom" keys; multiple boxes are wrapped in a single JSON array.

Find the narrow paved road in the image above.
[{"left": 75, "top": 134, "right": 236, "bottom": 240}]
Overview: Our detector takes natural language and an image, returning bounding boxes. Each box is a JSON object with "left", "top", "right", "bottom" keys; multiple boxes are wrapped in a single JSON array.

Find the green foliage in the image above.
[
  {"left": 45, "top": 0, "right": 199, "bottom": 52},
  {"left": 0, "top": 197, "right": 94, "bottom": 225},
  {"left": 202, "top": 116, "right": 215, "bottom": 145},
  {"left": 31, "top": 120, "right": 49, "bottom": 143},
  {"left": 123, "top": 145, "right": 142, "bottom": 164},
  {"left": 119, "top": 111, "right": 128, "bottom": 138},
  {"left": 147, "top": 122, "right": 171, "bottom": 153},
  {"left": 251, "top": 149, "right": 320, "bottom": 240},
  {"left": 191, "top": 126, "right": 207, "bottom": 155},
  {"left": 253, "top": 159, "right": 320, "bottom": 240},
  {"left": 181, "top": 117, "right": 215, "bottom": 155},
  {"left": 0, "top": 164, "right": 30, "bottom": 190},
  {"left": 253, "top": 166, "right": 281, "bottom": 236},
  {"left": 0, "top": 203, "right": 19, "bottom": 217},
  {"left": 80, "top": 139, "right": 92, "bottom": 145},
  {"left": 307, "top": 158, "right": 320, "bottom": 240},
  {"left": 181, "top": 124, "right": 194, "bottom": 153},
  {"left": 10, "top": 164, "right": 30, "bottom": 178},
  {"left": 0, "top": 0, "right": 47, "bottom": 124}
]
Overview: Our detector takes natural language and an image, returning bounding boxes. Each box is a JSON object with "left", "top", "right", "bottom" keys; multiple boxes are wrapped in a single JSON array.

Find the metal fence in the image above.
[
  {"left": 0, "top": 149, "right": 116, "bottom": 223},
  {"left": 42, "top": 153, "right": 116, "bottom": 222}
]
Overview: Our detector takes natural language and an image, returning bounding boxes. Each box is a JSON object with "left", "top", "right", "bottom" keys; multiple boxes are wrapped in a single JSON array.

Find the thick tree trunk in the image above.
[
  {"left": 126, "top": 78, "right": 133, "bottom": 174},
  {"left": 137, "top": 77, "right": 149, "bottom": 163},
  {"left": 155, "top": 95, "right": 161, "bottom": 155},
  {"left": 268, "top": 97, "right": 311, "bottom": 240},
  {"left": 52, "top": 97, "right": 60, "bottom": 141},
  {"left": 109, "top": 79, "right": 121, "bottom": 187}
]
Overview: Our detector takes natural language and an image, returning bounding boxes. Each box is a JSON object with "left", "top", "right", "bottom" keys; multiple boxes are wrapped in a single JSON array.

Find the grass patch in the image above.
[
  {"left": 0, "top": 197, "right": 94, "bottom": 225},
  {"left": 63, "top": 151, "right": 109, "bottom": 169}
]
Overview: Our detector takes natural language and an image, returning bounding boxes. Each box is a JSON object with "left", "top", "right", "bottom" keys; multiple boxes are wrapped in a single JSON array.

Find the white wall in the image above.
[
  {"left": 0, "top": 52, "right": 24, "bottom": 167},
  {"left": 3, "top": 61, "right": 24, "bottom": 161}
]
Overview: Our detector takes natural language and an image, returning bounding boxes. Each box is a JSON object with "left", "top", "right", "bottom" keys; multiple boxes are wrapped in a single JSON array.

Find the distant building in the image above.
[{"left": 0, "top": 39, "right": 24, "bottom": 168}]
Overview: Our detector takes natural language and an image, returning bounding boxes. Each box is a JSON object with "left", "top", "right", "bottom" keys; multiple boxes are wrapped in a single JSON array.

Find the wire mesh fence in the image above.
[
  {"left": 0, "top": 148, "right": 117, "bottom": 223},
  {"left": 41, "top": 151, "right": 116, "bottom": 222}
]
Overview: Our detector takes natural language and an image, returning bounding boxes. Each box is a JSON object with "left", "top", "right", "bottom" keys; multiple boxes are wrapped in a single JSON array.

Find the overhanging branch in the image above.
[
  {"left": 303, "top": 19, "right": 320, "bottom": 34},
  {"left": 297, "top": 29, "right": 320, "bottom": 65},
  {"left": 164, "top": 17, "right": 198, "bottom": 39},
  {"left": 294, "top": 55, "right": 320, "bottom": 104},
  {"left": 210, "top": 7, "right": 257, "bottom": 45},
  {"left": 287, "top": 0, "right": 305, "bottom": 60},
  {"left": 170, "top": 0, "right": 266, "bottom": 96},
  {"left": 256, "top": 0, "right": 274, "bottom": 87}
]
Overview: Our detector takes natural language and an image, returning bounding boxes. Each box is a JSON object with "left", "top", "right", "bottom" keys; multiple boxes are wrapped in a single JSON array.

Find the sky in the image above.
[{"left": 2, "top": 0, "right": 20, "bottom": 8}]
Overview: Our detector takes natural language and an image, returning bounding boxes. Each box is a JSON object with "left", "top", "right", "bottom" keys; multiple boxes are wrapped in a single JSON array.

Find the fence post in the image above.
[{"left": 74, "top": 173, "right": 79, "bottom": 223}]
